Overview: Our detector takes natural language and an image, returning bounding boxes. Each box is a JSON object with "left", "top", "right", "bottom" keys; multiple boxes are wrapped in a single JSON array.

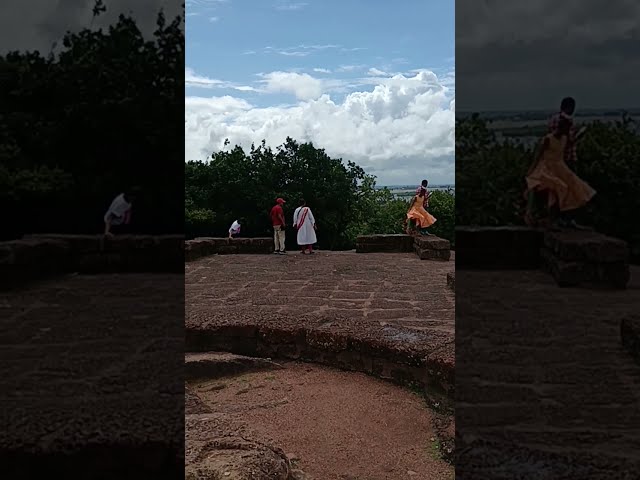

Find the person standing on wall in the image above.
[{"left": 270, "top": 198, "right": 287, "bottom": 255}]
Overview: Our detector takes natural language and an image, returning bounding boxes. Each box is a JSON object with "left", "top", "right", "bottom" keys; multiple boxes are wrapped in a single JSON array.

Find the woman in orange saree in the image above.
[{"left": 406, "top": 189, "right": 436, "bottom": 235}]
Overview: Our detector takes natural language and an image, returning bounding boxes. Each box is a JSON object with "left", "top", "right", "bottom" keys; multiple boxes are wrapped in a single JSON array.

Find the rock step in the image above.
[
  {"left": 540, "top": 247, "right": 630, "bottom": 289},
  {"left": 544, "top": 230, "right": 629, "bottom": 263},
  {"left": 456, "top": 226, "right": 544, "bottom": 269},
  {"left": 541, "top": 231, "right": 630, "bottom": 289},
  {"left": 185, "top": 352, "right": 283, "bottom": 380},
  {"left": 355, "top": 234, "right": 414, "bottom": 253},
  {"left": 414, "top": 235, "right": 451, "bottom": 261},
  {"left": 356, "top": 234, "right": 451, "bottom": 260},
  {"left": 186, "top": 237, "right": 272, "bottom": 261}
]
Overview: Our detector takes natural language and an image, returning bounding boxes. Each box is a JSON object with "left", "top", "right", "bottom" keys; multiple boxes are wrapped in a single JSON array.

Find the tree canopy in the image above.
[
  {"left": 0, "top": 6, "right": 184, "bottom": 239},
  {"left": 185, "top": 138, "right": 455, "bottom": 249}
]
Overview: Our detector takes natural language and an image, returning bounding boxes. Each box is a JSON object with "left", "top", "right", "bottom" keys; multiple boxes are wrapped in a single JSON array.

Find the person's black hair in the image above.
[
  {"left": 560, "top": 97, "right": 576, "bottom": 114},
  {"left": 299, "top": 198, "right": 306, "bottom": 206},
  {"left": 421, "top": 179, "right": 428, "bottom": 187}
]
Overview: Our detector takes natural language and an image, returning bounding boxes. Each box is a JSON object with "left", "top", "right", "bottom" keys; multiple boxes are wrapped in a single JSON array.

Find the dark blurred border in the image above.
[
  {"left": 456, "top": 1, "right": 640, "bottom": 478},
  {"left": 0, "top": 1, "right": 185, "bottom": 478}
]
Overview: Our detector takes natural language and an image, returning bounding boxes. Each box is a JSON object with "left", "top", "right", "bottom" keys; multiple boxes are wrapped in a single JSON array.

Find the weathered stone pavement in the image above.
[
  {"left": 456, "top": 267, "right": 640, "bottom": 479},
  {"left": 0, "top": 273, "right": 184, "bottom": 476},
  {"left": 186, "top": 251, "right": 454, "bottom": 336}
]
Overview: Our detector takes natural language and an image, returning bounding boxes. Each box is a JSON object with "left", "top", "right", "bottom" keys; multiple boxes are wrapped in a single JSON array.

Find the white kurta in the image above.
[
  {"left": 293, "top": 206, "right": 317, "bottom": 246},
  {"left": 104, "top": 193, "right": 131, "bottom": 225}
]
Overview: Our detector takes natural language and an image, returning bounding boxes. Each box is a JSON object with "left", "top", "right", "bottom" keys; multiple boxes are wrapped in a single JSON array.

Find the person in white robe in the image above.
[
  {"left": 104, "top": 188, "right": 138, "bottom": 236},
  {"left": 228, "top": 218, "right": 242, "bottom": 238},
  {"left": 293, "top": 199, "right": 317, "bottom": 254}
]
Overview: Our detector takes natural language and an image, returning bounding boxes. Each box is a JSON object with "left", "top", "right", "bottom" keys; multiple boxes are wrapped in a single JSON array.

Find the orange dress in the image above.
[
  {"left": 526, "top": 134, "right": 596, "bottom": 212},
  {"left": 407, "top": 194, "right": 437, "bottom": 228}
]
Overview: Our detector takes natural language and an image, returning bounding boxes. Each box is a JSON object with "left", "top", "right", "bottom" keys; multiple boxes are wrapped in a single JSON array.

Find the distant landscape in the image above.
[
  {"left": 380, "top": 185, "right": 455, "bottom": 200},
  {"left": 459, "top": 109, "right": 640, "bottom": 146}
]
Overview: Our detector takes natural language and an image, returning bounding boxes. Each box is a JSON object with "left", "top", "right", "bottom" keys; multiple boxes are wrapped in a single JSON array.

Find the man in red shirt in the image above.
[{"left": 270, "top": 198, "right": 287, "bottom": 254}]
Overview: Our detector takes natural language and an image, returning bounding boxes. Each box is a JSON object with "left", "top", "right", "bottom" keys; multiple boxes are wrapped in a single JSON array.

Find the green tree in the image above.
[
  {"left": 186, "top": 139, "right": 456, "bottom": 248},
  {"left": 1, "top": 4, "right": 184, "bottom": 237}
]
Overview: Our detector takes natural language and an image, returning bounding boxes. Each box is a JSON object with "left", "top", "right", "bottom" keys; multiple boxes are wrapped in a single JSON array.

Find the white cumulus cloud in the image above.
[
  {"left": 260, "top": 71, "right": 324, "bottom": 100},
  {"left": 185, "top": 71, "right": 455, "bottom": 184}
]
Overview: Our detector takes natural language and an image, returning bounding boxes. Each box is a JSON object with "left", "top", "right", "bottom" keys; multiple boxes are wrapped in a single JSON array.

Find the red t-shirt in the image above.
[{"left": 270, "top": 205, "right": 284, "bottom": 226}]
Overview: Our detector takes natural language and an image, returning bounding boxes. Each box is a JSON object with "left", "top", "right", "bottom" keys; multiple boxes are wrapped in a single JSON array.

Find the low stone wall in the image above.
[
  {"left": 456, "top": 226, "right": 544, "bottom": 269},
  {"left": 185, "top": 237, "right": 273, "bottom": 261},
  {"left": 0, "top": 234, "right": 184, "bottom": 287},
  {"left": 541, "top": 231, "right": 630, "bottom": 288},
  {"left": 355, "top": 234, "right": 415, "bottom": 253},
  {"left": 185, "top": 322, "right": 455, "bottom": 403},
  {"left": 356, "top": 234, "right": 451, "bottom": 261},
  {"left": 414, "top": 236, "right": 451, "bottom": 261}
]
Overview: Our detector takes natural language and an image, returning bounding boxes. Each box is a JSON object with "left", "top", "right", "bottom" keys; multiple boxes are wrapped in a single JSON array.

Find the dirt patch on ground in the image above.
[{"left": 189, "top": 361, "right": 453, "bottom": 480}]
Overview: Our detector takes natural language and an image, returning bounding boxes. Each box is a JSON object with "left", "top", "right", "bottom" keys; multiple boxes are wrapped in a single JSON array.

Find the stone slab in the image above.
[
  {"left": 185, "top": 237, "right": 273, "bottom": 261},
  {"left": 540, "top": 247, "right": 630, "bottom": 289},
  {"left": 544, "top": 230, "right": 629, "bottom": 263},
  {"left": 185, "top": 352, "right": 283, "bottom": 381},
  {"left": 355, "top": 234, "right": 414, "bottom": 253},
  {"left": 415, "top": 247, "right": 451, "bottom": 261},
  {"left": 456, "top": 226, "right": 544, "bottom": 269},
  {"left": 414, "top": 235, "right": 450, "bottom": 251}
]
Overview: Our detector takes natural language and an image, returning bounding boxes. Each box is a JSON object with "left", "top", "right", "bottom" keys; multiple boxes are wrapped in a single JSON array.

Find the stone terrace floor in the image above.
[
  {"left": 0, "top": 274, "right": 184, "bottom": 460},
  {"left": 186, "top": 251, "right": 454, "bottom": 336},
  {"left": 457, "top": 266, "right": 640, "bottom": 478}
]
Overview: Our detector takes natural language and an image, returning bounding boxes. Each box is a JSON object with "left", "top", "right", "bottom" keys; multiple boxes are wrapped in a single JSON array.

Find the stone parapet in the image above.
[{"left": 185, "top": 237, "right": 273, "bottom": 261}]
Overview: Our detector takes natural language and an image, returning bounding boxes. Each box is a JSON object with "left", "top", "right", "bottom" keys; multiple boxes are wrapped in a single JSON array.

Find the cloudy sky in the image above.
[
  {"left": 456, "top": 0, "right": 640, "bottom": 112},
  {"left": 185, "top": 0, "right": 455, "bottom": 185},
  {"left": 0, "top": 0, "right": 181, "bottom": 54}
]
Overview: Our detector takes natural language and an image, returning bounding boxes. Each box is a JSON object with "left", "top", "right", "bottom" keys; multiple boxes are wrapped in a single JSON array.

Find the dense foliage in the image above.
[
  {"left": 185, "top": 138, "right": 455, "bottom": 249},
  {"left": 0, "top": 4, "right": 184, "bottom": 239},
  {"left": 456, "top": 113, "right": 640, "bottom": 256}
]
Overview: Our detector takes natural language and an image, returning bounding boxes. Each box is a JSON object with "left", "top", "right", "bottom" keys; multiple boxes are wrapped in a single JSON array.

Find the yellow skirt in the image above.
[
  {"left": 526, "top": 161, "right": 596, "bottom": 212},
  {"left": 407, "top": 205, "right": 437, "bottom": 228}
]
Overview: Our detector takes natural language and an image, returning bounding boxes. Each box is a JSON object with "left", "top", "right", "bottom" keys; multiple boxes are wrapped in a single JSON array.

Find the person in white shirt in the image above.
[
  {"left": 228, "top": 218, "right": 243, "bottom": 238},
  {"left": 293, "top": 199, "right": 317, "bottom": 254},
  {"left": 104, "top": 188, "right": 138, "bottom": 236}
]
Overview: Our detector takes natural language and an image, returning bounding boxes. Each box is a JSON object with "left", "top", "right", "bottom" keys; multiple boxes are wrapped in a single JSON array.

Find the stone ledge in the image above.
[
  {"left": 621, "top": 317, "right": 640, "bottom": 365},
  {"left": 185, "top": 320, "right": 455, "bottom": 404},
  {"left": 414, "top": 236, "right": 451, "bottom": 261},
  {"left": 541, "top": 247, "right": 630, "bottom": 289},
  {"left": 185, "top": 352, "right": 283, "bottom": 381},
  {"left": 355, "top": 234, "right": 415, "bottom": 253},
  {"left": 544, "top": 230, "right": 629, "bottom": 263},
  {"left": 185, "top": 237, "right": 272, "bottom": 261},
  {"left": 456, "top": 226, "right": 544, "bottom": 269},
  {"left": 0, "top": 234, "right": 184, "bottom": 287}
]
